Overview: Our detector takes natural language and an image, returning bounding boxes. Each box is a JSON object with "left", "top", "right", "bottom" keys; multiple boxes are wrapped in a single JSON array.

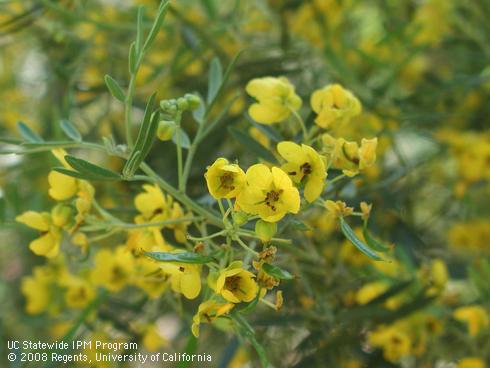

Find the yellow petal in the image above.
[
  {"left": 16, "top": 211, "right": 50, "bottom": 231},
  {"left": 48, "top": 171, "right": 78, "bottom": 200}
]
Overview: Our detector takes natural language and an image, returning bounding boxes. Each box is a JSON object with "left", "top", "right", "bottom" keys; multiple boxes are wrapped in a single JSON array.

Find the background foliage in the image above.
[{"left": 1, "top": 0, "right": 489, "bottom": 367}]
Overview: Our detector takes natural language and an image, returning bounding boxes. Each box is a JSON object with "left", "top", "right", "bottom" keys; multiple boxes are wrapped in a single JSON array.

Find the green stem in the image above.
[
  {"left": 234, "top": 236, "right": 259, "bottom": 257},
  {"left": 290, "top": 108, "right": 308, "bottom": 138},
  {"left": 140, "top": 162, "right": 223, "bottom": 227}
]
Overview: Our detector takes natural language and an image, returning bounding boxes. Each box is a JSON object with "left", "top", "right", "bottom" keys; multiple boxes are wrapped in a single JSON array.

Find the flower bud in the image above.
[
  {"left": 185, "top": 93, "right": 201, "bottom": 110},
  {"left": 255, "top": 220, "right": 277, "bottom": 243},
  {"left": 51, "top": 204, "right": 73, "bottom": 228},
  {"left": 157, "top": 120, "right": 176, "bottom": 141},
  {"left": 177, "top": 97, "right": 189, "bottom": 111}
]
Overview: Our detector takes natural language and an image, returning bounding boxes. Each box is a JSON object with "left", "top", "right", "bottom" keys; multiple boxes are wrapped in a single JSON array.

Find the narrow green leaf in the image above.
[
  {"left": 145, "top": 251, "right": 213, "bottom": 264},
  {"left": 65, "top": 155, "right": 121, "bottom": 180},
  {"left": 0, "top": 137, "right": 22, "bottom": 144},
  {"left": 206, "top": 50, "right": 243, "bottom": 113},
  {"left": 128, "top": 41, "right": 138, "bottom": 74},
  {"left": 104, "top": 75, "right": 126, "bottom": 102},
  {"left": 123, "top": 92, "right": 158, "bottom": 176},
  {"left": 17, "top": 121, "right": 43, "bottom": 142},
  {"left": 245, "top": 113, "right": 284, "bottom": 142},
  {"left": 60, "top": 119, "right": 82, "bottom": 141},
  {"left": 207, "top": 57, "right": 223, "bottom": 104},
  {"left": 262, "top": 263, "right": 294, "bottom": 280},
  {"left": 143, "top": 1, "right": 170, "bottom": 52},
  {"left": 53, "top": 167, "right": 88, "bottom": 180},
  {"left": 228, "top": 127, "right": 277, "bottom": 163},
  {"left": 232, "top": 314, "right": 269, "bottom": 368},
  {"left": 340, "top": 217, "right": 385, "bottom": 261},
  {"left": 289, "top": 219, "right": 310, "bottom": 232},
  {"left": 122, "top": 150, "right": 141, "bottom": 178},
  {"left": 135, "top": 6, "right": 144, "bottom": 54},
  {"left": 21, "top": 140, "right": 75, "bottom": 147},
  {"left": 363, "top": 223, "right": 391, "bottom": 252},
  {"left": 172, "top": 129, "right": 191, "bottom": 150},
  {"left": 177, "top": 335, "right": 198, "bottom": 368}
]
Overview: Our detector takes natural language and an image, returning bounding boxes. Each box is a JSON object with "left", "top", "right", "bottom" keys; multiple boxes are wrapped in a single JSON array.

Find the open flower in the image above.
[
  {"left": 209, "top": 261, "right": 259, "bottom": 303},
  {"left": 237, "top": 164, "right": 300, "bottom": 222},
  {"left": 91, "top": 247, "right": 134, "bottom": 292},
  {"left": 277, "top": 141, "right": 327, "bottom": 202},
  {"left": 322, "top": 134, "right": 378, "bottom": 176},
  {"left": 246, "top": 77, "right": 302, "bottom": 124},
  {"left": 16, "top": 211, "right": 63, "bottom": 258},
  {"left": 204, "top": 158, "right": 246, "bottom": 199},
  {"left": 159, "top": 254, "right": 201, "bottom": 300},
  {"left": 191, "top": 300, "right": 234, "bottom": 337},
  {"left": 453, "top": 305, "right": 489, "bottom": 337},
  {"left": 311, "top": 84, "right": 361, "bottom": 128}
]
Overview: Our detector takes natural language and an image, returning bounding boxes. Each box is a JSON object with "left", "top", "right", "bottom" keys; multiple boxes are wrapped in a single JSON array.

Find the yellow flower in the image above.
[
  {"left": 311, "top": 84, "right": 361, "bottom": 128},
  {"left": 368, "top": 325, "right": 412, "bottom": 362},
  {"left": 322, "top": 134, "right": 378, "bottom": 175},
  {"left": 209, "top": 261, "right": 259, "bottom": 303},
  {"left": 191, "top": 300, "right": 234, "bottom": 337},
  {"left": 358, "top": 138, "right": 378, "bottom": 170},
  {"left": 159, "top": 256, "right": 201, "bottom": 300},
  {"left": 237, "top": 164, "right": 300, "bottom": 222},
  {"left": 134, "top": 184, "right": 190, "bottom": 243},
  {"left": 61, "top": 276, "right": 95, "bottom": 309},
  {"left": 21, "top": 266, "right": 55, "bottom": 314},
  {"left": 356, "top": 281, "right": 389, "bottom": 305},
  {"left": 91, "top": 247, "right": 134, "bottom": 292},
  {"left": 141, "top": 325, "right": 168, "bottom": 352},
  {"left": 135, "top": 184, "right": 169, "bottom": 220},
  {"left": 246, "top": 77, "right": 302, "bottom": 124},
  {"left": 457, "top": 358, "right": 486, "bottom": 368},
  {"left": 277, "top": 141, "right": 326, "bottom": 202},
  {"left": 324, "top": 200, "right": 353, "bottom": 219},
  {"left": 16, "top": 211, "right": 62, "bottom": 258},
  {"left": 48, "top": 171, "right": 78, "bottom": 201},
  {"left": 453, "top": 305, "right": 489, "bottom": 337},
  {"left": 204, "top": 158, "right": 246, "bottom": 199}
]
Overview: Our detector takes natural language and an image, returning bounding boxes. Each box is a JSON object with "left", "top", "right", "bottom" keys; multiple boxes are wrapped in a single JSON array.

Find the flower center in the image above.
[
  {"left": 300, "top": 162, "right": 312, "bottom": 176},
  {"left": 265, "top": 189, "right": 283, "bottom": 211},
  {"left": 225, "top": 275, "right": 241, "bottom": 291},
  {"left": 219, "top": 172, "right": 235, "bottom": 190}
]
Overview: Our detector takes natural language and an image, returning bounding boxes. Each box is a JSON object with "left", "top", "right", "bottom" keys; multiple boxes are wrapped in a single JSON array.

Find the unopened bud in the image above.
[
  {"left": 51, "top": 204, "right": 73, "bottom": 228},
  {"left": 157, "top": 120, "right": 176, "bottom": 141},
  {"left": 255, "top": 220, "right": 277, "bottom": 243},
  {"left": 177, "top": 97, "right": 188, "bottom": 111},
  {"left": 185, "top": 93, "right": 201, "bottom": 110},
  {"left": 233, "top": 211, "right": 249, "bottom": 226}
]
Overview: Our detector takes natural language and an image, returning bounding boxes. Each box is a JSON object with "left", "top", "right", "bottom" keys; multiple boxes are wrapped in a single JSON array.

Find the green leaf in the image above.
[
  {"left": 60, "top": 119, "right": 82, "bottom": 141},
  {"left": 104, "top": 75, "right": 126, "bottom": 102},
  {"left": 207, "top": 57, "right": 223, "bottom": 104},
  {"left": 17, "top": 121, "right": 43, "bottom": 142},
  {"left": 65, "top": 155, "right": 121, "bottom": 180},
  {"left": 123, "top": 92, "right": 158, "bottom": 177},
  {"left": 53, "top": 167, "right": 90, "bottom": 180},
  {"left": 145, "top": 251, "right": 213, "bottom": 264},
  {"left": 128, "top": 41, "right": 138, "bottom": 74},
  {"left": 340, "top": 217, "right": 385, "bottom": 261},
  {"left": 262, "top": 263, "right": 294, "bottom": 280},
  {"left": 362, "top": 224, "right": 390, "bottom": 252},
  {"left": 135, "top": 5, "right": 144, "bottom": 55},
  {"left": 177, "top": 335, "right": 198, "bottom": 368},
  {"left": 232, "top": 313, "right": 269, "bottom": 368},
  {"left": 143, "top": 0, "right": 170, "bottom": 52},
  {"left": 172, "top": 129, "right": 191, "bottom": 149},
  {"left": 0, "top": 137, "right": 22, "bottom": 144},
  {"left": 289, "top": 219, "right": 310, "bottom": 232},
  {"left": 246, "top": 113, "right": 284, "bottom": 142},
  {"left": 228, "top": 127, "right": 277, "bottom": 163}
]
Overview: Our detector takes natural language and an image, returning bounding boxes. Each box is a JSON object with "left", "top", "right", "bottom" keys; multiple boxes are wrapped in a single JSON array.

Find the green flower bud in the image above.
[
  {"left": 255, "top": 220, "right": 277, "bottom": 243},
  {"left": 157, "top": 120, "right": 176, "bottom": 141},
  {"left": 177, "top": 97, "right": 189, "bottom": 111},
  {"left": 51, "top": 204, "right": 73, "bottom": 228},
  {"left": 185, "top": 93, "right": 201, "bottom": 110}
]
